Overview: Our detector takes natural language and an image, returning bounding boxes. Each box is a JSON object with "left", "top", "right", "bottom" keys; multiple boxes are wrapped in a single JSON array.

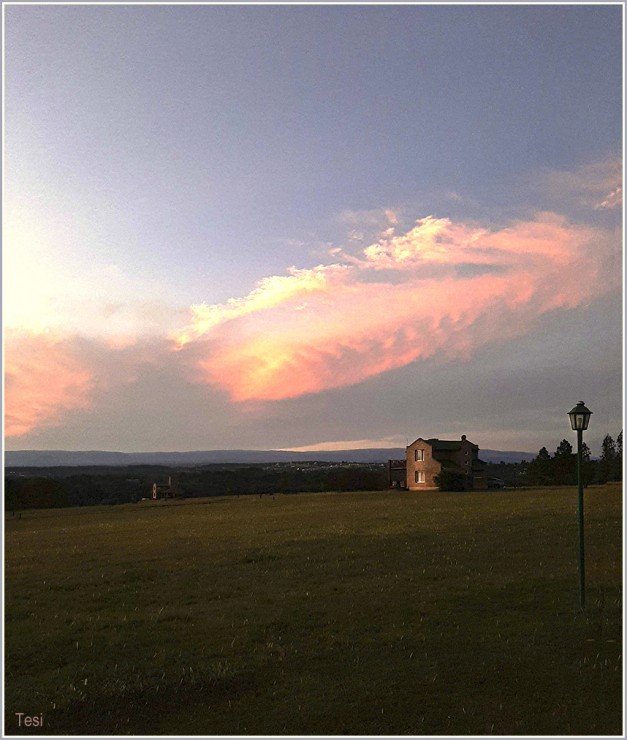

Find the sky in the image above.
[{"left": 3, "top": 3, "right": 624, "bottom": 456}]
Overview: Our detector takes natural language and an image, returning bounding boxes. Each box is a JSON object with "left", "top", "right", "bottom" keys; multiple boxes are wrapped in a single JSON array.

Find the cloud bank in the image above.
[
  {"left": 3, "top": 330, "right": 169, "bottom": 438},
  {"left": 175, "top": 212, "right": 620, "bottom": 402},
  {"left": 5, "top": 154, "right": 621, "bottom": 441},
  {"left": 4, "top": 331, "right": 95, "bottom": 437},
  {"left": 536, "top": 155, "right": 623, "bottom": 212}
]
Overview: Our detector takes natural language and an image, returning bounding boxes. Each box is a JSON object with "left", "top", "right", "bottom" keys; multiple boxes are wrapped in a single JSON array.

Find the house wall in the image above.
[
  {"left": 459, "top": 437, "right": 488, "bottom": 490},
  {"left": 457, "top": 437, "right": 475, "bottom": 480},
  {"left": 406, "top": 439, "right": 441, "bottom": 490}
]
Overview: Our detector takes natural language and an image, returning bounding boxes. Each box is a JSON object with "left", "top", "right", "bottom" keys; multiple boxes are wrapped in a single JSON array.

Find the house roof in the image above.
[
  {"left": 428, "top": 439, "right": 462, "bottom": 450},
  {"left": 408, "top": 437, "right": 479, "bottom": 450}
]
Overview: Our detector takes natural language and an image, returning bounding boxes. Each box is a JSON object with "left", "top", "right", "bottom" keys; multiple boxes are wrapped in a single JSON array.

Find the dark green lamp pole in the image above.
[{"left": 568, "top": 401, "right": 592, "bottom": 609}]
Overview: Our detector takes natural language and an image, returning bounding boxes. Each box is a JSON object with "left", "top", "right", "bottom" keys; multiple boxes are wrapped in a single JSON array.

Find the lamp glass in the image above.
[{"left": 568, "top": 402, "right": 592, "bottom": 431}]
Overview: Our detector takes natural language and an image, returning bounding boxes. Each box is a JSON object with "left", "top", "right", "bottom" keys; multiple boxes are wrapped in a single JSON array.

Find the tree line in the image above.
[
  {"left": 524, "top": 431, "right": 622, "bottom": 487},
  {"left": 435, "top": 432, "right": 623, "bottom": 490},
  {"left": 4, "top": 463, "right": 389, "bottom": 511}
]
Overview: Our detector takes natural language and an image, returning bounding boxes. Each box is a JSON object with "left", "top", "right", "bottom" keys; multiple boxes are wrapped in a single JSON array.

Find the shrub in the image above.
[{"left": 434, "top": 470, "right": 469, "bottom": 491}]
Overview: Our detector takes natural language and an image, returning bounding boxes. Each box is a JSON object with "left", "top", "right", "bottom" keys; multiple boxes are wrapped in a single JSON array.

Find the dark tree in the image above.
[
  {"left": 527, "top": 447, "right": 553, "bottom": 486},
  {"left": 599, "top": 434, "right": 617, "bottom": 483},
  {"left": 553, "top": 439, "right": 575, "bottom": 485},
  {"left": 581, "top": 442, "right": 593, "bottom": 487},
  {"left": 614, "top": 431, "right": 623, "bottom": 481},
  {"left": 555, "top": 439, "right": 573, "bottom": 456}
]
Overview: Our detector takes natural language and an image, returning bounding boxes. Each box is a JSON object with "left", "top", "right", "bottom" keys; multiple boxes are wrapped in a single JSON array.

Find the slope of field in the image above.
[{"left": 4, "top": 485, "right": 622, "bottom": 735}]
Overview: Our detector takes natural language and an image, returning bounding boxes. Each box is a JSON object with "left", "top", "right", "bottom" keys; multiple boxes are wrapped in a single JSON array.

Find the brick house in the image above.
[{"left": 389, "top": 435, "right": 487, "bottom": 490}]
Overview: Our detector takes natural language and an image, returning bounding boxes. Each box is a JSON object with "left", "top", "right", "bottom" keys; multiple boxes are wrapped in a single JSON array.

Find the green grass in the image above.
[{"left": 5, "top": 484, "right": 623, "bottom": 735}]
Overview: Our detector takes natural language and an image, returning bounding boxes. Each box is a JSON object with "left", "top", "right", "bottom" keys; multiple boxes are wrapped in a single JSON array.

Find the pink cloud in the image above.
[
  {"left": 4, "top": 331, "right": 168, "bottom": 437},
  {"left": 538, "top": 155, "right": 622, "bottom": 211},
  {"left": 175, "top": 212, "right": 619, "bottom": 402},
  {"left": 4, "top": 331, "right": 95, "bottom": 437},
  {"left": 595, "top": 185, "right": 622, "bottom": 210}
]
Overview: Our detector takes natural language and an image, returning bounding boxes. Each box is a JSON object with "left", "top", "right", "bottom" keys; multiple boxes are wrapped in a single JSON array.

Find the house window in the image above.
[
  {"left": 415, "top": 449, "right": 424, "bottom": 462},
  {"left": 415, "top": 471, "right": 426, "bottom": 484}
]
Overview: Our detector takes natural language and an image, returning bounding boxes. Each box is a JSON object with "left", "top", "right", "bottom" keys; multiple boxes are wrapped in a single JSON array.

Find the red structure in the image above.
[{"left": 152, "top": 476, "right": 175, "bottom": 500}]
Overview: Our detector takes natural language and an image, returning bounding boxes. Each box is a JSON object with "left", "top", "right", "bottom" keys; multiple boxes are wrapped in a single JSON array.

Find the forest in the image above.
[{"left": 4, "top": 462, "right": 388, "bottom": 510}]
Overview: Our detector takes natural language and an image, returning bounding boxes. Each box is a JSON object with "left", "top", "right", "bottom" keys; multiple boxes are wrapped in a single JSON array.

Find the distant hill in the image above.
[{"left": 4, "top": 448, "right": 536, "bottom": 467}]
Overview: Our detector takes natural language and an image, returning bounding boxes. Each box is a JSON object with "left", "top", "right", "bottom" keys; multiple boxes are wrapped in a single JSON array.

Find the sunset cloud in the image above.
[
  {"left": 282, "top": 436, "right": 409, "bottom": 452},
  {"left": 175, "top": 212, "right": 620, "bottom": 402},
  {"left": 3, "top": 330, "right": 171, "bottom": 438},
  {"left": 595, "top": 185, "right": 622, "bottom": 210},
  {"left": 4, "top": 331, "right": 95, "bottom": 437},
  {"left": 537, "top": 155, "right": 623, "bottom": 212},
  {"left": 174, "top": 266, "right": 343, "bottom": 349}
]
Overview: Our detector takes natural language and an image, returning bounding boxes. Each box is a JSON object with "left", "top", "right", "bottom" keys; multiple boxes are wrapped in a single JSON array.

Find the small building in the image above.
[
  {"left": 389, "top": 435, "right": 487, "bottom": 490},
  {"left": 152, "top": 476, "right": 175, "bottom": 500}
]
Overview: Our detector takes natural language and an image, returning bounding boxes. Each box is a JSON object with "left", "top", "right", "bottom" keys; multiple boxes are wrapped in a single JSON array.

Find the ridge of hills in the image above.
[{"left": 4, "top": 448, "right": 536, "bottom": 467}]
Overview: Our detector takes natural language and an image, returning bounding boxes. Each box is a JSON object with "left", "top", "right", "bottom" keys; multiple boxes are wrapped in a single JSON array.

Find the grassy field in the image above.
[{"left": 4, "top": 484, "right": 623, "bottom": 736}]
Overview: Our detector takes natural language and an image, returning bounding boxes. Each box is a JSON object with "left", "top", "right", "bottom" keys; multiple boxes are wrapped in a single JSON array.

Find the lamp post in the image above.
[{"left": 568, "top": 401, "right": 592, "bottom": 609}]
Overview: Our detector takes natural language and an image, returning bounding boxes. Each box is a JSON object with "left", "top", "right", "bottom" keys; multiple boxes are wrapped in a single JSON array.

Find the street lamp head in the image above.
[{"left": 568, "top": 401, "right": 592, "bottom": 432}]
